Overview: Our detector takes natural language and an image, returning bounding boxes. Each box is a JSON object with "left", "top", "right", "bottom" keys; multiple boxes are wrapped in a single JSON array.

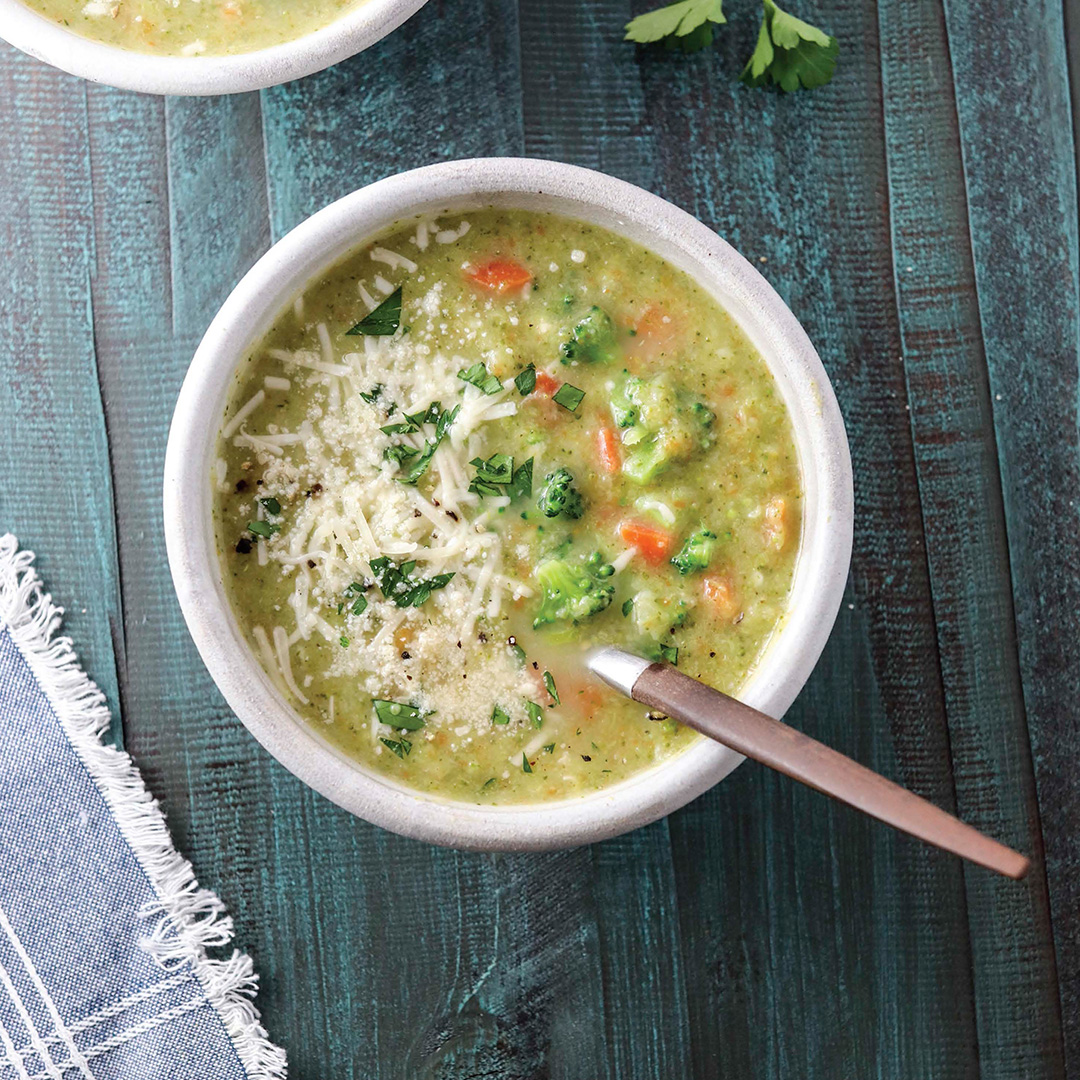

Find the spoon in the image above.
[{"left": 587, "top": 647, "right": 1030, "bottom": 879}]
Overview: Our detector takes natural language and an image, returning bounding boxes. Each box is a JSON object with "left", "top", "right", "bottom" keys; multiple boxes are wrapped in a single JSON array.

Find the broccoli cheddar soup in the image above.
[
  {"left": 22, "top": 0, "right": 362, "bottom": 55},
  {"left": 213, "top": 209, "right": 801, "bottom": 804}
]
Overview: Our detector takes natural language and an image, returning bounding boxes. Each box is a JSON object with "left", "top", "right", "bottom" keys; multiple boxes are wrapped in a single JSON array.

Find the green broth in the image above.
[
  {"left": 22, "top": 0, "right": 362, "bottom": 55},
  {"left": 213, "top": 209, "right": 801, "bottom": 804}
]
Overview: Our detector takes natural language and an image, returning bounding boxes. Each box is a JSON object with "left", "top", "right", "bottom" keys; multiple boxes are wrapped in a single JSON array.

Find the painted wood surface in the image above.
[{"left": 0, "top": 0, "right": 1075, "bottom": 1074}]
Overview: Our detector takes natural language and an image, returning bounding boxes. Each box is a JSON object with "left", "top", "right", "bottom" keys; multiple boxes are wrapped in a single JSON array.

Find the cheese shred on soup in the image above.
[{"left": 213, "top": 209, "right": 802, "bottom": 804}]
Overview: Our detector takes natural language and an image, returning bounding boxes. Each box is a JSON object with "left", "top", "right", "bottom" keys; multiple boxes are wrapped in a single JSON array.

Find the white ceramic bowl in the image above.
[
  {"left": 164, "top": 157, "right": 854, "bottom": 850},
  {"left": 0, "top": 0, "right": 428, "bottom": 95}
]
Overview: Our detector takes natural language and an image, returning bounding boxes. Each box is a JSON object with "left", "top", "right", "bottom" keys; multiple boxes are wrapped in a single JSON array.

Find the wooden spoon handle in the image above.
[{"left": 595, "top": 651, "right": 1029, "bottom": 879}]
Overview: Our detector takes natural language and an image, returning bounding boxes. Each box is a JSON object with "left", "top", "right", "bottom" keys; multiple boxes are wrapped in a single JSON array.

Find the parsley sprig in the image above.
[
  {"left": 381, "top": 401, "right": 460, "bottom": 484},
  {"left": 742, "top": 0, "right": 837, "bottom": 90},
  {"left": 625, "top": 0, "right": 836, "bottom": 92},
  {"left": 625, "top": 0, "right": 725, "bottom": 52},
  {"left": 468, "top": 454, "right": 534, "bottom": 500}
]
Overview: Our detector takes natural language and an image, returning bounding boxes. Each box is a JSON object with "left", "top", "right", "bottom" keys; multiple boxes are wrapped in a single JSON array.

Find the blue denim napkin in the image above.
[{"left": 0, "top": 536, "right": 286, "bottom": 1080}]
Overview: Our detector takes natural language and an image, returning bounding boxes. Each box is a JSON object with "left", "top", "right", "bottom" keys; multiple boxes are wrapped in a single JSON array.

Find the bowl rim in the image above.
[
  {"left": 164, "top": 156, "right": 854, "bottom": 851},
  {"left": 0, "top": 0, "right": 429, "bottom": 95}
]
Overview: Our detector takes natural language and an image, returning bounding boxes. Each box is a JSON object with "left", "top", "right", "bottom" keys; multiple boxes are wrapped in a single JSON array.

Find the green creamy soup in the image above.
[
  {"left": 213, "top": 209, "right": 801, "bottom": 804},
  {"left": 23, "top": 0, "right": 361, "bottom": 55}
]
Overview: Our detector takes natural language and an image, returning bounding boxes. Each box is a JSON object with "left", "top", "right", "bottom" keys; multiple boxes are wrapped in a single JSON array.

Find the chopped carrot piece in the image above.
[
  {"left": 468, "top": 258, "right": 533, "bottom": 293},
  {"left": 618, "top": 519, "right": 675, "bottom": 565},
  {"left": 763, "top": 496, "right": 788, "bottom": 551},
  {"left": 702, "top": 574, "right": 740, "bottom": 621},
  {"left": 596, "top": 426, "right": 621, "bottom": 474},
  {"left": 631, "top": 304, "right": 681, "bottom": 361},
  {"left": 533, "top": 370, "right": 560, "bottom": 396}
]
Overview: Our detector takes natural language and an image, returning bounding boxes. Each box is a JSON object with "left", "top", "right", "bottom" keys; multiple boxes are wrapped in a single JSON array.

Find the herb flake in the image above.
[
  {"left": 552, "top": 383, "right": 585, "bottom": 412},
  {"left": 347, "top": 287, "right": 402, "bottom": 336}
]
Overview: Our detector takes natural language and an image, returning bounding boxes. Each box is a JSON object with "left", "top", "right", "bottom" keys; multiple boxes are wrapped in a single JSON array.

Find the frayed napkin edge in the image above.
[{"left": 0, "top": 535, "right": 287, "bottom": 1080}]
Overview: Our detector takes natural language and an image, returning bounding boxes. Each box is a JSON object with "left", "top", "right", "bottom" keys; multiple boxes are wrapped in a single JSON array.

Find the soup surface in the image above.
[
  {"left": 213, "top": 208, "right": 801, "bottom": 804},
  {"left": 22, "top": 0, "right": 361, "bottom": 55}
]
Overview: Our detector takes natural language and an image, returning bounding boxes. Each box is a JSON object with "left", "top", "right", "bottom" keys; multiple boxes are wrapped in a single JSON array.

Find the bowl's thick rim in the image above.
[
  {"left": 163, "top": 157, "right": 854, "bottom": 851},
  {"left": 0, "top": 0, "right": 429, "bottom": 95}
]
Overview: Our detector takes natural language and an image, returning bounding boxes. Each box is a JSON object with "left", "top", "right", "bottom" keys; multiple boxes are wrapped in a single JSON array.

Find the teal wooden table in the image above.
[{"left": 1, "top": 0, "right": 1076, "bottom": 1074}]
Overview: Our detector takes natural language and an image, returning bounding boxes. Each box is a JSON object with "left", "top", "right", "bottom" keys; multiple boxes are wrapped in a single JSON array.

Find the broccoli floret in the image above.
[
  {"left": 560, "top": 306, "right": 619, "bottom": 365},
  {"left": 536, "top": 467, "right": 585, "bottom": 519},
  {"left": 612, "top": 373, "right": 715, "bottom": 483},
  {"left": 533, "top": 557, "right": 615, "bottom": 628},
  {"left": 671, "top": 529, "right": 718, "bottom": 575}
]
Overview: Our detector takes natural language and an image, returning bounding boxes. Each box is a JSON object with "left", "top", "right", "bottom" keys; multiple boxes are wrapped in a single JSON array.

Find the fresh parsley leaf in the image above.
[
  {"left": 622, "top": 598, "right": 634, "bottom": 617},
  {"left": 483, "top": 777, "right": 497, "bottom": 788},
  {"left": 552, "top": 383, "right": 585, "bottom": 412},
  {"left": 370, "top": 557, "right": 455, "bottom": 608},
  {"left": 387, "top": 403, "right": 460, "bottom": 484},
  {"left": 384, "top": 444, "right": 419, "bottom": 466},
  {"left": 339, "top": 635, "right": 350, "bottom": 648},
  {"left": 514, "top": 364, "right": 537, "bottom": 396},
  {"left": 260, "top": 496, "right": 281, "bottom": 515},
  {"left": 247, "top": 520, "right": 279, "bottom": 538},
  {"left": 525, "top": 701, "right": 544, "bottom": 729},
  {"left": 346, "top": 287, "right": 402, "bottom": 336},
  {"left": 625, "top": 0, "right": 725, "bottom": 52},
  {"left": 350, "top": 595, "right": 368, "bottom": 616},
  {"left": 543, "top": 743, "right": 555, "bottom": 754},
  {"left": 509, "top": 640, "right": 527, "bottom": 664},
  {"left": 359, "top": 383, "right": 385, "bottom": 404},
  {"left": 470, "top": 453, "right": 514, "bottom": 485},
  {"left": 522, "top": 753, "right": 533, "bottom": 774},
  {"left": 373, "top": 699, "right": 427, "bottom": 730},
  {"left": 511, "top": 458, "right": 534, "bottom": 499},
  {"left": 458, "top": 363, "right": 504, "bottom": 395},
  {"left": 741, "top": 0, "right": 837, "bottom": 91},
  {"left": 660, "top": 643, "right": 679, "bottom": 666},
  {"left": 492, "top": 705, "right": 511, "bottom": 725},
  {"left": 543, "top": 670, "right": 560, "bottom": 705},
  {"left": 380, "top": 736, "right": 412, "bottom": 758}
]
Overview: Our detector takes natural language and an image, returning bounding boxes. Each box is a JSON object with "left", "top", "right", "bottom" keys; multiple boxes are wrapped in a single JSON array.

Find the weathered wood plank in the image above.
[
  {"left": 624, "top": 0, "right": 980, "bottom": 1074},
  {"left": 943, "top": 0, "right": 1080, "bottom": 1069},
  {"left": 877, "top": 0, "right": 1064, "bottom": 1074},
  {"left": 0, "top": 46, "right": 124, "bottom": 734}
]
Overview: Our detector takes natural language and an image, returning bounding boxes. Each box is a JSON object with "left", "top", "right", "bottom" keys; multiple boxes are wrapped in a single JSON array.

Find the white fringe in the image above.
[{"left": 0, "top": 535, "right": 287, "bottom": 1080}]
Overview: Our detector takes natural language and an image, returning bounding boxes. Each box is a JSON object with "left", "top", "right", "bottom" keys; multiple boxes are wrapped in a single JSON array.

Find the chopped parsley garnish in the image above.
[
  {"left": 380, "top": 736, "right": 412, "bottom": 758},
  {"left": 373, "top": 699, "right": 427, "bottom": 730},
  {"left": 552, "top": 383, "right": 585, "bottom": 412},
  {"left": 543, "top": 670, "right": 560, "bottom": 705},
  {"left": 260, "top": 496, "right": 281, "bottom": 515},
  {"left": 247, "top": 520, "right": 279, "bottom": 538},
  {"left": 622, "top": 598, "right": 634, "bottom": 617},
  {"left": 522, "top": 753, "right": 533, "bottom": 774},
  {"left": 467, "top": 453, "right": 534, "bottom": 500},
  {"left": 339, "top": 635, "right": 350, "bottom": 648},
  {"left": 543, "top": 743, "right": 555, "bottom": 754},
  {"left": 458, "top": 363, "right": 504, "bottom": 395},
  {"left": 625, "top": 0, "right": 725, "bottom": 52},
  {"left": 350, "top": 595, "right": 368, "bottom": 616},
  {"left": 514, "top": 364, "right": 537, "bottom": 396},
  {"left": 384, "top": 444, "right": 419, "bottom": 466},
  {"left": 483, "top": 777, "right": 497, "bottom": 788},
  {"left": 525, "top": 701, "right": 544, "bottom": 729},
  {"left": 359, "top": 383, "right": 385, "bottom": 404},
  {"left": 346, "top": 287, "right": 402, "bottom": 336},
  {"left": 660, "top": 643, "right": 679, "bottom": 666},
  {"left": 383, "top": 402, "right": 460, "bottom": 484},
  {"left": 511, "top": 459, "right": 534, "bottom": 499},
  {"left": 741, "top": 0, "right": 838, "bottom": 91},
  {"left": 492, "top": 705, "right": 511, "bottom": 725},
  {"left": 370, "top": 556, "right": 454, "bottom": 608},
  {"left": 509, "top": 639, "right": 527, "bottom": 664}
]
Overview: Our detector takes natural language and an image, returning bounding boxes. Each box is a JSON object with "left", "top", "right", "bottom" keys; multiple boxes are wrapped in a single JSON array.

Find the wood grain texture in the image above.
[
  {"left": 878, "top": 0, "right": 1065, "bottom": 1072},
  {"left": 0, "top": 0, "right": 1073, "bottom": 1074},
  {"left": 0, "top": 49, "right": 124, "bottom": 735},
  {"left": 942, "top": 0, "right": 1080, "bottom": 1072}
]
